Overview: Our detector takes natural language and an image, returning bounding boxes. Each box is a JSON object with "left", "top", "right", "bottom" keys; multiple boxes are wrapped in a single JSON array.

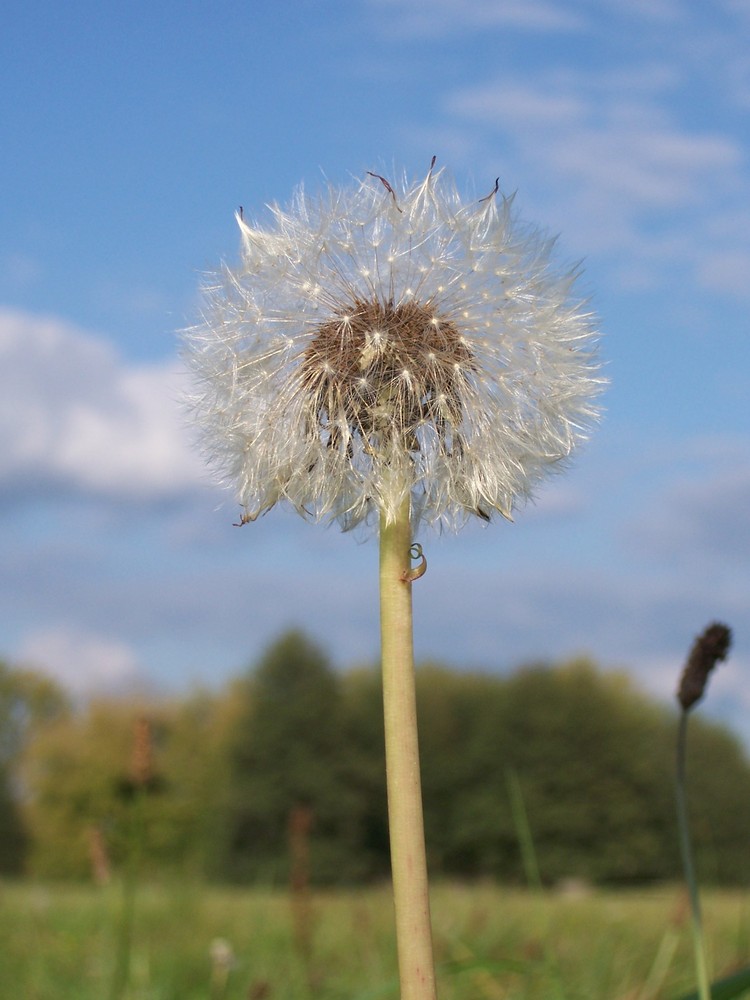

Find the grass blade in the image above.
[{"left": 675, "top": 965, "right": 750, "bottom": 1000}]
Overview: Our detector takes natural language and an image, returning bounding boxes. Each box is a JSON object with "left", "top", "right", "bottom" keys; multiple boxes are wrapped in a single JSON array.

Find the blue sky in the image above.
[{"left": 2, "top": 1, "right": 749, "bottom": 743}]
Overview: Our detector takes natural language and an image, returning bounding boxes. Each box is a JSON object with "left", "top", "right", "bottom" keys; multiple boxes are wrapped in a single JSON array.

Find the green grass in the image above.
[{"left": 1, "top": 880, "right": 749, "bottom": 999}]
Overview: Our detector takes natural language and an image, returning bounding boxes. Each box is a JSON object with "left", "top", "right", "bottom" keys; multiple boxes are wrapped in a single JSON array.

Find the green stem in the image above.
[
  {"left": 109, "top": 786, "right": 146, "bottom": 1000},
  {"left": 676, "top": 710, "right": 712, "bottom": 1000},
  {"left": 379, "top": 499, "right": 437, "bottom": 1000}
]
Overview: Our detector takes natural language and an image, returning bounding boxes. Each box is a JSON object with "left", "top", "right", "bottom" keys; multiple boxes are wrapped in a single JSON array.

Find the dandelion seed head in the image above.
[{"left": 184, "top": 165, "right": 605, "bottom": 532}]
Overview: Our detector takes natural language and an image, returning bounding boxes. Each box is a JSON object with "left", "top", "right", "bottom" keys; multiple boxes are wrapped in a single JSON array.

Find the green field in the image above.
[{"left": 1, "top": 881, "right": 749, "bottom": 999}]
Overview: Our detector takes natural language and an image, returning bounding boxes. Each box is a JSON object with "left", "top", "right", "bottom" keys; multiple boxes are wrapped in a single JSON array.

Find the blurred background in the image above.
[{"left": 1, "top": 0, "right": 748, "bottom": 749}]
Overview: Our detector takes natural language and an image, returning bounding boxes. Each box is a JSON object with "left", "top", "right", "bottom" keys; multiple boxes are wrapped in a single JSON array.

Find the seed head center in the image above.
[{"left": 301, "top": 298, "right": 472, "bottom": 452}]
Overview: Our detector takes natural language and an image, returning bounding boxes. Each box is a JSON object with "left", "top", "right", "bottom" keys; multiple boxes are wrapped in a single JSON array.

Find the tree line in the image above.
[{"left": 2, "top": 630, "right": 749, "bottom": 885}]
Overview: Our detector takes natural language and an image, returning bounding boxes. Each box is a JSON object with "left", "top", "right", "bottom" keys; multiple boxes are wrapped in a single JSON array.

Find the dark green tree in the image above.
[
  {"left": 0, "top": 660, "right": 68, "bottom": 874},
  {"left": 437, "top": 659, "right": 750, "bottom": 886},
  {"left": 0, "top": 764, "right": 26, "bottom": 874},
  {"left": 680, "top": 717, "right": 750, "bottom": 884},
  {"left": 222, "top": 630, "right": 363, "bottom": 883},
  {"left": 416, "top": 664, "right": 511, "bottom": 877},
  {"left": 495, "top": 660, "right": 677, "bottom": 882},
  {"left": 339, "top": 667, "right": 389, "bottom": 878}
]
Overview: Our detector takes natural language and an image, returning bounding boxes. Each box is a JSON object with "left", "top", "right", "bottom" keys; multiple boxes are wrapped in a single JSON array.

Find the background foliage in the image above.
[{"left": 2, "top": 631, "right": 749, "bottom": 885}]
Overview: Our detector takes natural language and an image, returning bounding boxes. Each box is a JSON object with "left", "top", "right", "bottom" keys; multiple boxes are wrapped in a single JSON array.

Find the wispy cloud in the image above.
[
  {"left": 368, "top": 0, "right": 588, "bottom": 37},
  {"left": 364, "top": 0, "right": 750, "bottom": 298},
  {"left": 433, "top": 66, "right": 749, "bottom": 295}
]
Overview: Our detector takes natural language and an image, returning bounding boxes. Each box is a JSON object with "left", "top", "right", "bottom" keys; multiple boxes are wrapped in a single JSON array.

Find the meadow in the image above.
[{"left": 2, "top": 880, "right": 749, "bottom": 1000}]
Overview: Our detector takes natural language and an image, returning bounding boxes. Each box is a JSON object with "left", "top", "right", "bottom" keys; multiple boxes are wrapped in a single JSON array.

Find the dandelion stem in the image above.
[
  {"left": 676, "top": 709, "right": 712, "bottom": 1000},
  {"left": 379, "top": 498, "right": 437, "bottom": 1000}
]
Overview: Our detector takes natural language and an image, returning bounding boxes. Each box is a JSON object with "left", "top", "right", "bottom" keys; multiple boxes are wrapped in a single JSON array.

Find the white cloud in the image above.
[
  {"left": 368, "top": 0, "right": 587, "bottom": 37},
  {"left": 0, "top": 308, "right": 208, "bottom": 503},
  {"left": 18, "top": 626, "right": 143, "bottom": 696}
]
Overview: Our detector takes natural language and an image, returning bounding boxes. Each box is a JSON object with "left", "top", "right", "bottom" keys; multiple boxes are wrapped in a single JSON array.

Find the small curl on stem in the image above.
[{"left": 401, "top": 543, "right": 427, "bottom": 583}]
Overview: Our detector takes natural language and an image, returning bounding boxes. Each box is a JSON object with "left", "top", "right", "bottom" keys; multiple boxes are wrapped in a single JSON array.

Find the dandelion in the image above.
[
  {"left": 184, "top": 161, "right": 604, "bottom": 1000},
  {"left": 185, "top": 162, "right": 603, "bottom": 532}
]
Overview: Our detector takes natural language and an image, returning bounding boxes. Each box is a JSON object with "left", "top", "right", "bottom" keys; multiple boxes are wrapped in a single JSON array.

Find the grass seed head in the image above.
[{"left": 677, "top": 622, "right": 732, "bottom": 711}]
